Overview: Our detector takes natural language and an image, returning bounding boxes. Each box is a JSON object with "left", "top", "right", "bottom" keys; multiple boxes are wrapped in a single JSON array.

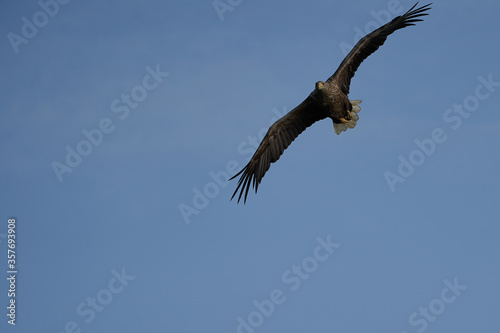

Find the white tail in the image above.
[{"left": 334, "top": 100, "right": 362, "bottom": 135}]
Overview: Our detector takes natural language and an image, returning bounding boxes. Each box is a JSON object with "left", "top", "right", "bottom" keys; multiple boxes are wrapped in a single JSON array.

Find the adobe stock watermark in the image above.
[
  {"left": 49, "top": 267, "right": 135, "bottom": 333},
  {"left": 51, "top": 64, "right": 169, "bottom": 183},
  {"left": 178, "top": 106, "right": 287, "bottom": 225},
  {"left": 213, "top": 0, "right": 243, "bottom": 22},
  {"left": 400, "top": 277, "right": 467, "bottom": 333},
  {"left": 385, "top": 74, "right": 499, "bottom": 192},
  {"left": 339, "top": 0, "right": 404, "bottom": 56},
  {"left": 7, "top": 0, "right": 72, "bottom": 54},
  {"left": 224, "top": 234, "right": 340, "bottom": 333}
]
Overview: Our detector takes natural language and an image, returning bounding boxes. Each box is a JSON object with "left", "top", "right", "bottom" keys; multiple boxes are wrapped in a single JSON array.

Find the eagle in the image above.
[{"left": 230, "top": 2, "right": 431, "bottom": 203}]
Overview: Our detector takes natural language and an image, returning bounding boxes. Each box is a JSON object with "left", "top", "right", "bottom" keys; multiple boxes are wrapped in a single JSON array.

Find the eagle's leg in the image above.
[{"left": 339, "top": 112, "right": 351, "bottom": 124}]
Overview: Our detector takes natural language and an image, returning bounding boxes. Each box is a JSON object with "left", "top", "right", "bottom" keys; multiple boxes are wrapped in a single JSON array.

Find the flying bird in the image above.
[{"left": 230, "top": 2, "right": 431, "bottom": 203}]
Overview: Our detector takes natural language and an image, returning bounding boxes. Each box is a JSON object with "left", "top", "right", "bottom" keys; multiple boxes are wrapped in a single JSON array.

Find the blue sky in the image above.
[{"left": 1, "top": 0, "right": 500, "bottom": 332}]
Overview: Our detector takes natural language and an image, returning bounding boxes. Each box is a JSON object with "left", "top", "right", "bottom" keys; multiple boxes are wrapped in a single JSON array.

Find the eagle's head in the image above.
[{"left": 315, "top": 81, "right": 325, "bottom": 90}]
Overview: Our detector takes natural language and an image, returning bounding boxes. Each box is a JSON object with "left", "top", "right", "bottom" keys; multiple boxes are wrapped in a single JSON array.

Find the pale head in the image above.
[{"left": 315, "top": 81, "right": 325, "bottom": 90}]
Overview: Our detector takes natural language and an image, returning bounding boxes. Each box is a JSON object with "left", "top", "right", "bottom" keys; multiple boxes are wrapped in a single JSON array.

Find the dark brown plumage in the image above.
[{"left": 230, "top": 2, "right": 431, "bottom": 203}]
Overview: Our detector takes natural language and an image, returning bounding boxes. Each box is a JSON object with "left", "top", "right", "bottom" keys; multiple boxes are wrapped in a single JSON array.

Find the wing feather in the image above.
[
  {"left": 230, "top": 97, "right": 326, "bottom": 203},
  {"left": 327, "top": 2, "right": 431, "bottom": 94}
]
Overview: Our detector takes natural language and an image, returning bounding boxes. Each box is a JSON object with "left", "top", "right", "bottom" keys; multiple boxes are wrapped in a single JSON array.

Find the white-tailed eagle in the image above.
[{"left": 230, "top": 2, "right": 431, "bottom": 203}]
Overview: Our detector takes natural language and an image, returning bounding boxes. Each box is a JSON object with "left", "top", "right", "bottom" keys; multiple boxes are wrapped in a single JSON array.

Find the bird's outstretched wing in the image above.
[
  {"left": 230, "top": 97, "right": 327, "bottom": 203},
  {"left": 327, "top": 2, "right": 431, "bottom": 95}
]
